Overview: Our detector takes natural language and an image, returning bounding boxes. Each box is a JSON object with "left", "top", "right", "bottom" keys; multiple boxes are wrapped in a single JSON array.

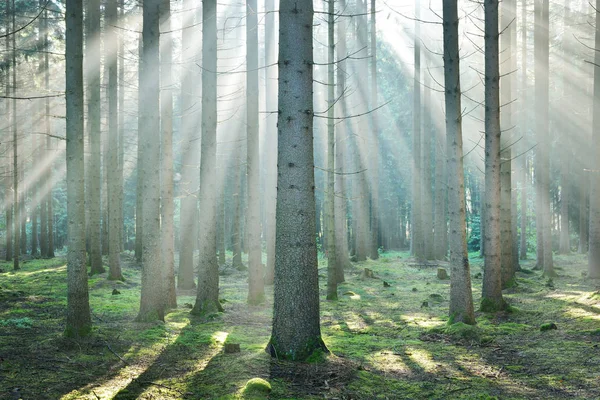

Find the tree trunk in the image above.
[
  {"left": 482, "top": 0, "right": 506, "bottom": 312},
  {"left": 535, "top": 0, "right": 554, "bottom": 277},
  {"left": 177, "top": 0, "right": 199, "bottom": 290},
  {"left": 5, "top": 2, "right": 12, "bottom": 262},
  {"left": 137, "top": 0, "right": 164, "bottom": 322},
  {"left": 160, "top": 0, "right": 177, "bottom": 308},
  {"left": 86, "top": 0, "right": 104, "bottom": 274},
  {"left": 422, "top": 73, "right": 434, "bottom": 260},
  {"left": 263, "top": 0, "right": 277, "bottom": 286},
  {"left": 500, "top": 0, "right": 514, "bottom": 287},
  {"left": 267, "top": 0, "right": 328, "bottom": 361},
  {"left": 334, "top": 0, "right": 349, "bottom": 282},
  {"left": 65, "top": 0, "right": 92, "bottom": 337},
  {"left": 411, "top": 0, "right": 423, "bottom": 261},
  {"left": 246, "top": 0, "right": 265, "bottom": 305},
  {"left": 443, "top": 0, "right": 475, "bottom": 325},
  {"left": 369, "top": 0, "right": 380, "bottom": 260},
  {"left": 12, "top": 0, "right": 19, "bottom": 270},
  {"left": 326, "top": 0, "right": 338, "bottom": 301},
  {"left": 192, "top": 0, "right": 222, "bottom": 316},
  {"left": 588, "top": 0, "right": 600, "bottom": 278},
  {"left": 106, "top": 0, "right": 123, "bottom": 281}
]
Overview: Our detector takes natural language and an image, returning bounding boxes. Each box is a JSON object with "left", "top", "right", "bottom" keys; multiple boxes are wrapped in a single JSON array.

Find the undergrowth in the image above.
[{"left": 0, "top": 251, "right": 599, "bottom": 399}]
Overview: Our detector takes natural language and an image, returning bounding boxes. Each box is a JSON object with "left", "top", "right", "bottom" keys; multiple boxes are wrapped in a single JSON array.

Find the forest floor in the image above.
[{"left": 0, "top": 250, "right": 599, "bottom": 399}]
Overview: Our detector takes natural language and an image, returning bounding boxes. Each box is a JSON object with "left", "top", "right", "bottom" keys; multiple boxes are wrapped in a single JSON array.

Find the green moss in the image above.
[
  {"left": 540, "top": 322, "right": 558, "bottom": 332},
  {"left": 480, "top": 297, "right": 508, "bottom": 313},
  {"left": 0, "top": 317, "right": 32, "bottom": 328},
  {"left": 242, "top": 377, "right": 271, "bottom": 397}
]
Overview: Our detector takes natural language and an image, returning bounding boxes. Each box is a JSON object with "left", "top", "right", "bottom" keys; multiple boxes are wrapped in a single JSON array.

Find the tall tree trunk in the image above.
[
  {"left": 588, "top": 0, "right": 600, "bottom": 278},
  {"left": 65, "top": 0, "right": 92, "bottom": 337},
  {"left": 267, "top": 0, "right": 328, "bottom": 361},
  {"left": 263, "top": 0, "right": 277, "bottom": 286},
  {"left": 107, "top": 0, "right": 123, "bottom": 281},
  {"left": 326, "top": 0, "right": 338, "bottom": 301},
  {"left": 482, "top": 0, "right": 507, "bottom": 312},
  {"left": 433, "top": 110, "right": 447, "bottom": 260},
  {"left": 334, "top": 0, "right": 349, "bottom": 282},
  {"left": 500, "top": 0, "right": 514, "bottom": 287},
  {"left": 88, "top": 0, "right": 104, "bottom": 275},
  {"left": 160, "top": 0, "right": 177, "bottom": 308},
  {"left": 118, "top": 0, "right": 125, "bottom": 252},
  {"left": 12, "top": 0, "right": 19, "bottom": 270},
  {"left": 422, "top": 73, "right": 434, "bottom": 260},
  {"left": 5, "top": 0, "right": 12, "bottom": 262},
  {"left": 369, "top": 0, "right": 380, "bottom": 260},
  {"left": 246, "top": 0, "right": 265, "bottom": 305},
  {"left": 443, "top": 0, "right": 475, "bottom": 325},
  {"left": 192, "top": 0, "right": 222, "bottom": 316},
  {"left": 534, "top": 0, "right": 554, "bottom": 276},
  {"left": 519, "top": 0, "right": 528, "bottom": 260},
  {"left": 31, "top": 131, "right": 38, "bottom": 256},
  {"left": 137, "top": 0, "right": 164, "bottom": 322},
  {"left": 411, "top": 0, "right": 423, "bottom": 261},
  {"left": 177, "top": 0, "right": 199, "bottom": 289},
  {"left": 135, "top": 19, "right": 144, "bottom": 264}
]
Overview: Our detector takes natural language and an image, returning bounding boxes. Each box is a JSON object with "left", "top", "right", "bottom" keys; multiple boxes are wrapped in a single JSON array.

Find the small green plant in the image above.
[{"left": 0, "top": 317, "right": 33, "bottom": 329}]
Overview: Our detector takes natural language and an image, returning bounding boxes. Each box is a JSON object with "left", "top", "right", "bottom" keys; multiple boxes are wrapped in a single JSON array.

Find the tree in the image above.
[
  {"left": 246, "top": 0, "right": 264, "bottom": 305},
  {"left": 160, "top": 0, "right": 177, "bottom": 308},
  {"left": 86, "top": 0, "right": 104, "bottom": 275},
  {"left": 334, "top": 0, "right": 349, "bottom": 282},
  {"left": 411, "top": 0, "right": 423, "bottom": 261},
  {"left": 481, "top": 0, "right": 507, "bottom": 312},
  {"left": 11, "top": 0, "right": 19, "bottom": 270},
  {"left": 588, "top": 0, "right": 600, "bottom": 279},
  {"left": 500, "top": 0, "right": 514, "bottom": 286},
  {"left": 4, "top": 0, "right": 12, "bottom": 263},
  {"left": 326, "top": 0, "right": 338, "bottom": 301},
  {"left": 192, "top": 0, "right": 222, "bottom": 316},
  {"left": 137, "top": 0, "right": 164, "bottom": 322},
  {"left": 65, "top": 0, "right": 92, "bottom": 337},
  {"left": 177, "top": 0, "right": 199, "bottom": 290},
  {"left": 267, "top": 0, "right": 328, "bottom": 361},
  {"left": 534, "top": 0, "right": 554, "bottom": 276},
  {"left": 369, "top": 0, "right": 380, "bottom": 260},
  {"left": 107, "top": 0, "right": 123, "bottom": 281},
  {"left": 443, "top": 0, "right": 475, "bottom": 325},
  {"left": 263, "top": 0, "right": 277, "bottom": 286}
]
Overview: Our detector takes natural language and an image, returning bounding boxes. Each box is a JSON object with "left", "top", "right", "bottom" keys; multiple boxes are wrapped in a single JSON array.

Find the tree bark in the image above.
[
  {"left": 65, "top": 0, "right": 92, "bottom": 337},
  {"left": 246, "top": 0, "right": 265, "bottom": 305},
  {"left": 443, "top": 0, "right": 475, "bottom": 325},
  {"left": 137, "top": 0, "right": 164, "bottom": 322},
  {"left": 588, "top": 0, "right": 600, "bottom": 278},
  {"left": 482, "top": 0, "right": 507, "bottom": 312},
  {"left": 160, "top": 0, "right": 177, "bottom": 309},
  {"left": 326, "top": 0, "right": 338, "bottom": 301},
  {"left": 177, "top": 0, "right": 199, "bottom": 290},
  {"left": 369, "top": 0, "right": 380, "bottom": 260},
  {"left": 500, "top": 0, "right": 514, "bottom": 287},
  {"left": 411, "top": 0, "right": 423, "bottom": 261},
  {"left": 534, "top": 0, "right": 554, "bottom": 277},
  {"left": 267, "top": 0, "right": 328, "bottom": 361},
  {"left": 192, "top": 0, "right": 222, "bottom": 316}
]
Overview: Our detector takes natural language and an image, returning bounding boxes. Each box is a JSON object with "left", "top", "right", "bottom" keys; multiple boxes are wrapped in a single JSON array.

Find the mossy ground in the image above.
[{"left": 0, "top": 251, "right": 599, "bottom": 399}]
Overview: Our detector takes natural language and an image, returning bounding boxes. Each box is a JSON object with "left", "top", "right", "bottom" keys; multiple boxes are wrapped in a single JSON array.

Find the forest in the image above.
[{"left": 0, "top": 0, "right": 599, "bottom": 398}]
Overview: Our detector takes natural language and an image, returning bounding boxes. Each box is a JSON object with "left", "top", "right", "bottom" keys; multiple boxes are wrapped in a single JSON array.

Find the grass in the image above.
[{"left": 0, "top": 251, "right": 599, "bottom": 399}]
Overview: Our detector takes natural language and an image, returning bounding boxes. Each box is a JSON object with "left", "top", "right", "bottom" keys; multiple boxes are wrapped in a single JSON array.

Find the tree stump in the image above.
[
  {"left": 361, "top": 268, "right": 375, "bottom": 279},
  {"left": 224, "top": 343, "right": 241, "bottom": 353},
  {"left": 437, "top": 268, "right": 449, "bottom": 280}
]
